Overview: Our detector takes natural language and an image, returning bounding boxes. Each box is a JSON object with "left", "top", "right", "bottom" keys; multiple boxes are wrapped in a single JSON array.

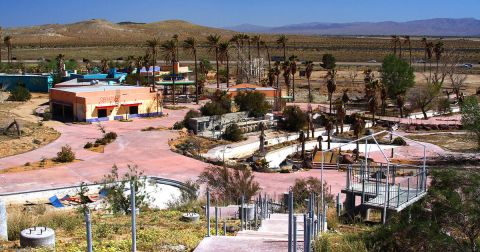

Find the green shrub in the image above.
[
  {"left": 234, "top": 91, "right": 271, "bottom": 117},
  {"left": 279, "top": 106, "right": 307, "bottom": 132},
  {"left": 8, "top": 85, "right": 32, "bottom": 101},
  {"left": 200, "top": 90, "right": 231, "bottom": 116},
  {"left": 84, "top": 142, "right": 93, "bottom": 149},
  {"left": 292, "top": 177, "right": 334, "bottom": 208},
  {"left": 104, "top": 131, "right": 118, "bottom": 141},
  {"left": 437, "top": 98, "right": 451, "bottom": 114},
  {"left": 172, "top": 121, "right": 185, "bottom": 130},
  {"left": 55, "top": 145, "right": 76, "bottom": 162},
  {"left": 95, "top": 138, "right": 107, "bottom": 145},
  {"left": 222, "top": 124, "right": 243, "bottom": 142},
  {"left": 392, "top": 137, "right": 407, "bottom": 146},
  {"left": 279, "top": 168, "right": 290, "bottom": 173},
  {"left": 42, "top": 112, "right": 52, "bottom": 121}
]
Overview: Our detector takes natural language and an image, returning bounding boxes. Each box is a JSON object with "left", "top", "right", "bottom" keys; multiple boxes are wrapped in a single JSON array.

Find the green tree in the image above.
[
  {"left": 200, "top": 90, "right": 231, "bottom": 116},
  {"left": 380, "top": 55, "right": 415, "bottom": 118},
  {"left": 292, "top": 177, "right": 334, "bottom": 208},
  {"left": 461, "top": 96, "right": 480, "bottom": 148},
  {"left": 101, "top": 164, "right": 148, "bottom": 214},
  {"left": 183, "top": 37, "right": 199, "bottom": 104},
  {"left": 234, "top": 91, "right": 271, "bottom": 117},
  {"left": 223, "top": 123, "right": 244, "bottom": 142},
  {"left": 321, "top": 54, "right": 336, "bottom": 70},
  {"left": 206, "top": 34, "right": 221, "bottom": 88},
  {"left": 280, "top": 106, "right": 307, "bottom": 132},
  {"left": 198, "top": 165, "right": 260, "bottom": 202}
]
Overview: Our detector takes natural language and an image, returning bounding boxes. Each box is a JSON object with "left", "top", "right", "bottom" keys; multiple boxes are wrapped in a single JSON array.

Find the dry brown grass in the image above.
[{"left": 0, "top": 158, "right": 80, "bottom": 174}]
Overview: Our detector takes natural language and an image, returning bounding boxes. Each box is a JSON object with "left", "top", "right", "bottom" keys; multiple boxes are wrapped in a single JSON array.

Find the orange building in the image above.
[
  {"left": 49, "top": 85, "right": 161, "bottom": 122},
  {"left": 226, "top": 83, "right": 278, "bottom": 102}
]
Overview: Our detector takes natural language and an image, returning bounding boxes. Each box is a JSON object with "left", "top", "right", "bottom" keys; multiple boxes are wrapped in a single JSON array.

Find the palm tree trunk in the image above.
[
  {"left": 215, "top": 49, "right": 219, "bottom": 89},
  {"left": 327, "top": 129, "right": 331, "bottom": 149},
  {"left": 329, "top": 95, "right": 332, "bottom": 114},
  {"left": 292, "top": 73, "right": 295, "bottom": 101},
  {"left": 194, "top": 51, "right": 199, "bottom": 104},
  {"left": 421, "top": 107, "right": 428, "bottom": 119},
  {"left": 409, "top": 42, "right": 412, "bottom": 66},
  {"left": 308, "top": 77, "right": 312, "bottom": 103},
  {"left": 283, "top": 45, "right": 286, "bottom": 61},
  {"left": 266, "top": 45, "right": 271, "bottom": 69},
  {"left": 226, "top": 53, "right": 230, "bottom": 88},
  {"left": 172, "top": 60, "right": 176, "bottom": 105},
  {"left": 276, "top": 75, "right": 280, "bottom": 111}
]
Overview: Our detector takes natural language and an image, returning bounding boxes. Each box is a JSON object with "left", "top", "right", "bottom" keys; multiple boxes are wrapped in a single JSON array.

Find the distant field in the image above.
[{"left": 6, "top": 37, "right": 480, "bottom": 62}]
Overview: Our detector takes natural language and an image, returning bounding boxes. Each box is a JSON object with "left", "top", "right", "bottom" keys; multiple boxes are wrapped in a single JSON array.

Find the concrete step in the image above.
[
  {"left": 194, "top": 236, "right": 304, "bottom": 252},
  {"left": 237, "top": 230, "right": 305, "bottom": 241}
]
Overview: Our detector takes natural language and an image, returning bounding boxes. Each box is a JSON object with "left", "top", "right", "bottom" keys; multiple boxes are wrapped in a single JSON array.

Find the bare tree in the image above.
[
  {"left": 449, "top": 73, "right": 467, "bottom": 102},
  {"left": 346, "top": 66, "right": 358, "bottom": 88},
  {"left": 407, "top": 78, "right": 441, "bottom": 119}
]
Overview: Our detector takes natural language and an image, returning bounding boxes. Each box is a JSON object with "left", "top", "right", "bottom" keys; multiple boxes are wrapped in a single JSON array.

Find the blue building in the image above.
[
  {"left": 63, "top": 68, "right": 127, "bottom": 83},
  {"left": 0, "top": 74, "right": 54, "bottom": 92}
]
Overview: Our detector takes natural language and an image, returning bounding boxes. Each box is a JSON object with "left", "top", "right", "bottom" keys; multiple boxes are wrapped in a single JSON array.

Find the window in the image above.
[
  {"left": 129, "top": 106, "right": 138, "bottom": 115},
  {"left": 98, "top": 109, "right": 107, "bottom": 118}
]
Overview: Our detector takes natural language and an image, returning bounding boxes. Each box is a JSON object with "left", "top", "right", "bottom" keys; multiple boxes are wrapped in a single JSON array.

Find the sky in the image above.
[{"left": 1, "top": 0, "right": 479, "bottom": 28}]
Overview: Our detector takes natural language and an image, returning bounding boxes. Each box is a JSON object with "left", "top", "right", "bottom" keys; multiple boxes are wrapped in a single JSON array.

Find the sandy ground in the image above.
[{"left": 0, "top": 93, "right": 61, "bottom": 158}]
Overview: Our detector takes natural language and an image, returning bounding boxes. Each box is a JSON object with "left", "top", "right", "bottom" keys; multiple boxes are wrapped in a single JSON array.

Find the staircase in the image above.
[{"left": 194, "top": 213, "right": 306, "bottom": 252}]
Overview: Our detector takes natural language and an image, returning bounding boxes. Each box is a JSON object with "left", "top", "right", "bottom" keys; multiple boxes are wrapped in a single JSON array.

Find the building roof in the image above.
[
  {"left": 55, "top": 78, "right": 116, "bottom": 87},
  {"left": 50, "top": 85, "right": 145, "bottom": 93}
]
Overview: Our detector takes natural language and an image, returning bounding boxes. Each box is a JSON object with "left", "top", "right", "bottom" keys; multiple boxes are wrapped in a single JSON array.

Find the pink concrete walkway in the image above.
[{"left": 0, "top": 106, "right": 347, "bottom": 197}]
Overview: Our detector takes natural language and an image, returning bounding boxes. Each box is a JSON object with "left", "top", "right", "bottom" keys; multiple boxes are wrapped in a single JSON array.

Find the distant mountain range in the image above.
[{"left": 224, "top": 18, "right": 480, "bottom": 36}]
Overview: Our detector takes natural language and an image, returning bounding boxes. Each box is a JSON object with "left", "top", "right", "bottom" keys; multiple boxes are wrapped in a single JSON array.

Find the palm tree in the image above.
[
  {"left": 251, "top": 35, "right": 261, "bottom": 58},
  {"left": 426, "top": 42, "right": 434, "bottom": 77},
  {"left": 334, "top": 99, "right": 346, "bottom": 134},
  {"left": 207, "top": 34, "right": 221, "bottom": 88},
  {"left": 304, "top": 61, "right": 314, "bottom": 103},
  {"left": 274, "top": 61, "right": 281, "bottom": 110},
  {"left": 433, "top": 41, "right": 444, "bottom": 73},
  {"left": 403, "top": 36, "right": 412, "bottom": 65},
  {"left": 326, "top": 70, "right": 337, "bottom": 113},
  {"left": 219, "top": 41, "right": 231, "bottom": 87},
  {"left": 397, "top": 37, "right": 402, "bottom": 59},
  {"left": 100, "top": 58, "right": 109, "bottom": 74},
  {"left": 281, "top": 61, "right": 291, "bottom": 96},
  {"left": 183, "top": 37, "right": 199, "bottom": 104},
  {"left": 396, "top": 95, "right": 405, "bottom": 118},
  {"left": 4, "top": 35, "right": 12, "bottom": 63},
  {"left": 146, "top": 38, "right": 160, "bottom": 90},
  {"left": 276, "top": 35, "right": 288, "bottom": 61},
  {"left": 245, "top": 34, "right": 251, "bottom": 64},
  {"left": 368, "top": 96, "right": 378, "bottom": 126},
  {"left": 83, "top": 58, "right": 92, "bottom": 73},
  {"left": 325, "top": 116, "right": 335, "bottom": 149},
  {"left": 380, "top": 84, "right": 387, "bottom": 116},
  {"left": 390, "top": 35, "right": 398, "bottom": 56},
  {"left": 251, "top": 35, "right": 261, "bottom": 83},
  {"left": 421, "top": 37, "right": 428, "bottom": 72},
  {"left": 230, "top": 34, "right": 242, "bottom": 77},
  {"left": 172, "top": 34, "right": 179, "bottom": 61},
  {"left": 260, "top": 40, "right": 271, "bottom": 69},
  {"left": 56, "top": 54, "right": 65, "bottom": 76},
  {"left": 160, "top": 39, "right": 177, "bottom": 104},
  {"left": 289, "top": 55, "right": 298, "bottom": 101},
  {"left": 267, "top": 68, "right": 275, "bottom": 87},
  {"left": 351, "top": 114, "right": 365, "bottom": 161}
]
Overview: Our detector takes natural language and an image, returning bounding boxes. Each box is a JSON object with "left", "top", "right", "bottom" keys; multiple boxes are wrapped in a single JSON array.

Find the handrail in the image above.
[{"left": 0, "top": 176, "right": 196, "bottom": 197}]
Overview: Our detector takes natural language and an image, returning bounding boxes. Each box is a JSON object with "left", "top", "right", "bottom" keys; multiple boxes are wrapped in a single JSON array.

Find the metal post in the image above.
[
  {"left": 336, "top": 193, "right": 341, "bottom": 217},
  {"left": 206, "top": 189, "right": 210, "bottom": 237},
  {"left": 254, "top": 200, "right": 258, "bottom": 228},
  {"left": 407, "top": 178, "right": 410, "bottom": 201},
  {"left": 397, "top": 183, "right": 401, "bottom": 207},
  {"left": 223, "top": 221, "right": 227, "bottom": 236},
  {"left": 84, "top": 208, "right": 93, "bottom": 252},
  {"left": 241, "top": 195, "right": 245, "bottom": 231},
  {"left": 303, "top": 214, "right": 308, "bottom": 252},
  {"left": 130, "top": 180, "right": 137, "bottom": 252},
  {"left": 382, "top": 163, "right": 390, "bottom": 224},
  {"left": 215, "top": 205, "right": 218, "bottom": 236},
  {"left": 288, "top": 190, "right": 293, "bottom": 252},
  {"left": 293, "top": 215, "right": 297, "bottom": 252}
]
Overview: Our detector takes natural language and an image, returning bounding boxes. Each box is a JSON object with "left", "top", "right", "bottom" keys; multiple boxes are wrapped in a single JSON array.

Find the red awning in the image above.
[
  {"left": 96, "top": 105, "right": 117, "bottom": 109},
  {"left": 121, "top": 103, "right": 142, "bottom": 107}
]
